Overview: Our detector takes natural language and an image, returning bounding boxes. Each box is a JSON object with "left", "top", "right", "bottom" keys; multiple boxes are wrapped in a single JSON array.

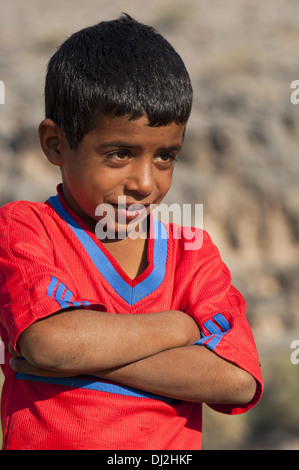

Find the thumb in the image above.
[{"left": 8, "top": 341, "right": 23, "bottom": 357}]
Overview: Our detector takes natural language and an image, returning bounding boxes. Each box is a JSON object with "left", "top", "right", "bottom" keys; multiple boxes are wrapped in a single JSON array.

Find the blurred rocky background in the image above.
[{"left": 0, "top": 0, "right": 298, "bottom": 450}]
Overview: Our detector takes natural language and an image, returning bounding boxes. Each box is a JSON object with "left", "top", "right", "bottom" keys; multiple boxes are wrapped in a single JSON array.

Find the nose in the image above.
[{"left": 125, "top": 158, "right": 154, "bottom": 197}]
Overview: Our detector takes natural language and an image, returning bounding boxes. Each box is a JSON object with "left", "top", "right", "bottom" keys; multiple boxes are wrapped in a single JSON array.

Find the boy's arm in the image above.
[
  {"left": 95, "top": 345, "right": 257, "bottom": 405},
  {"left": 10, "top": 341, "right": 257, "bottom": 405},
  {"left": 17, "top": 308, "right": 200, "bottom": 371}
]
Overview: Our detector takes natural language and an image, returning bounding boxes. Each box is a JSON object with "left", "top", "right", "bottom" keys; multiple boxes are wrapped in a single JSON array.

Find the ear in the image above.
[{"left": 38, "top": 119, "right": 68, "bottom": 166}]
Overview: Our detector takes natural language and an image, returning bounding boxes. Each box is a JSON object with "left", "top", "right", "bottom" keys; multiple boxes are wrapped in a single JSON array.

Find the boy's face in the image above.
[{"left": 41, "top": 115, "right": 185, "bottom": 235}]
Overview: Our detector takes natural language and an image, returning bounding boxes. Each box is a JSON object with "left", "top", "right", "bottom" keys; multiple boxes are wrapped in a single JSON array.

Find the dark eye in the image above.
[
  {"left": 156, "top": 152, "right": 177, "bottom": 163},
  {"left": 108, "top": 150, "right": 129, "bottom": 160}
]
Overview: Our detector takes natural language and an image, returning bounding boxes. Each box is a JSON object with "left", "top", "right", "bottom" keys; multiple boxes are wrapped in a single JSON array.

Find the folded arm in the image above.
[
  {"left": 11, "top": 308, "right": 256, "bottom": 405},
  {"left": 96, "top": 346, "right": 257, "bottom": 405},
  {"left": 16, "top": 308, "right": 200, "bottom": 372}
]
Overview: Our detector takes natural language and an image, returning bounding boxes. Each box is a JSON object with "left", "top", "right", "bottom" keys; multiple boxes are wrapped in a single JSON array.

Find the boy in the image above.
[{"left": 0, "top": 14, "right": 262, "bottom": 450}]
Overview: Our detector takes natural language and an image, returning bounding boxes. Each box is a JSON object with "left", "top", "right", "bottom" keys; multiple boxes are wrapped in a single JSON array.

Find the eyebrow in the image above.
[
  {"left": 98, "top": 140, "right": 141, "bottom": 149},
  {"left": 98, "top": 140, "right": 182, "bottom": 151}
]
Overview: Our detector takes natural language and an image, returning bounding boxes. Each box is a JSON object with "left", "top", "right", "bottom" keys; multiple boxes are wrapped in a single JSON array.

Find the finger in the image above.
[
  {"left": 9, "top": 357, "right": 27, "bottom": 373},
  {"left": 9, "top": 357, "right": 44, "bottom": 376},
  {"left": 8, "top": 341, "right": 23, "bottom": 357},
  {"left": 9, "top": 357, "right": 76, "bottom": 378}
]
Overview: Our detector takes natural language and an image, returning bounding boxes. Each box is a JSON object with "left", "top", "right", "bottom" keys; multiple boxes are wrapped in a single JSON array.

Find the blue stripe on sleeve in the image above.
[{"left": 194, "top": 313, "right": 231, "bottom": 352}]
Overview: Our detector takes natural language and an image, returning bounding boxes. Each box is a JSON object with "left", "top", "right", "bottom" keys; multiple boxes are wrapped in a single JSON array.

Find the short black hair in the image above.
[{"left": 45, "top": 13, "right": 193, "bottom": 149}]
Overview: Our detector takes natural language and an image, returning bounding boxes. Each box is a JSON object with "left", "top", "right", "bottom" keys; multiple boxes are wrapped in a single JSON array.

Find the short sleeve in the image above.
[
  {"left": 0, "top": 202, "right": 105, "bottom": 351},
  {"left": 181, "top": 231, "right": 263, "bottom": 415}
]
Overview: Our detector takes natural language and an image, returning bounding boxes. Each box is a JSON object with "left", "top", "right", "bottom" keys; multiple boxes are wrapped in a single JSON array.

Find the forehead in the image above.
[{"left": 82, "top": 114, "right": 186, "bottom": 149}]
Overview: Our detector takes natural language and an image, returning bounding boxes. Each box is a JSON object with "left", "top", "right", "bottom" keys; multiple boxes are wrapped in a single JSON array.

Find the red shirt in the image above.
[{"left": 0, "top": 186, "right": 263, "bottom": 449}]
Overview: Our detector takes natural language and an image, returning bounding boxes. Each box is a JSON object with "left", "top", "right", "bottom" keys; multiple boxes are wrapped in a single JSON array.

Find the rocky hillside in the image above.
[{"left": 0, "top": 0, "right": 299, "bottom": 450}]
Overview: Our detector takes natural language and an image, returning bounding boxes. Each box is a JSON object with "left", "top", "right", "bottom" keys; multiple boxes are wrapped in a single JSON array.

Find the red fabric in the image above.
[{"left": 0, "top": 186, "right": 262, "bottom": 450}]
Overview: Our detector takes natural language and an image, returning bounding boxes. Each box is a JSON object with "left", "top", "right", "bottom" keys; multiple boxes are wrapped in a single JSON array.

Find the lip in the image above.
[
  {"left": 116, "top": 206, "right": 149, "bottom": 222},
  {"left": 108, "top": 201, "right": 150, "bottom": 222},
  {"left": 109, "top": 202, "right": 150, "bottom": 208}
]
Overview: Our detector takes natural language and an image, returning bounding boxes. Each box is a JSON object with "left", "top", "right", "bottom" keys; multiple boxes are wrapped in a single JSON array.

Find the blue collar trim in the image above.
[{"left": 48, "top": 194, "right": 168, "bottom": 305}]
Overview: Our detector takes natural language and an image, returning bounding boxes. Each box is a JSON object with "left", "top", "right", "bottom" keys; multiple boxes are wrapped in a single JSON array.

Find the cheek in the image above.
[
  {"left": 157, "top": 170, "right": 173, "bottom": 195},
  {"left": 65, "top": 163, "right": 108, "bottom": 193}
]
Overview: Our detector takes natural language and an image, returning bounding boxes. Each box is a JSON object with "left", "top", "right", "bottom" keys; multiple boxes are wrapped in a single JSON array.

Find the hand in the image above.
[
  {"left": 8, "top": 341, "right": 75, "bottom": 377},
  {"left": 8, "top": 341, "right": 23, "bottom": 358}
]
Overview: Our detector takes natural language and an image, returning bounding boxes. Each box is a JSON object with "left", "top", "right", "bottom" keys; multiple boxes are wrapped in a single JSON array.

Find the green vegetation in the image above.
[{"left": 244, "top": 352, "right": 299, "bottom": 449}]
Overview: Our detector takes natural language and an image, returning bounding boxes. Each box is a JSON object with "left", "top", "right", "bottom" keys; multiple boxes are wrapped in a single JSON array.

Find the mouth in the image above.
[{"left": 108, "top": 201, "right": 150, "bottom": 221}]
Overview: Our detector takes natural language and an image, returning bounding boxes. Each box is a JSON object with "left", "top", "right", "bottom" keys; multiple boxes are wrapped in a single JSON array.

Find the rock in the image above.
[{"left": 0, "top": 0, "right": 299, "bottom": 450}]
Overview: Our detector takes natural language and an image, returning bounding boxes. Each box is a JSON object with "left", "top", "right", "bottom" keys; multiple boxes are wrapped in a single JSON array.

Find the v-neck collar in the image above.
[{"left": 46, "top": 185, "right": 168, "bottom": 306}]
